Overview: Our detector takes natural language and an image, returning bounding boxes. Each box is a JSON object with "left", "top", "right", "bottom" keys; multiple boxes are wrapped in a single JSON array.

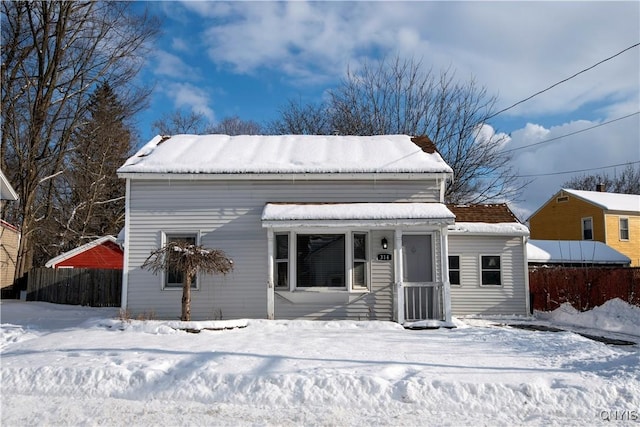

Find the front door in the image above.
[{"left": 402, "top": 234, "right": 438, "bottom": 320}]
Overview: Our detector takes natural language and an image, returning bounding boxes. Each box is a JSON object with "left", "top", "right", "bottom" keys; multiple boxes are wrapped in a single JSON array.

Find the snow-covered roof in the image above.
[
  {"left": 562, "top": 189, "right": 640, "bottom": 213},
  {"left": 0, "top": 168, "right": 18, "bottom": 201},
  {"left": 527, "top": 239, "right": 631, "bottom": 265},
  {"left": 45, "top": 236, "right": 121, "bottom": 268},
  {"left": 262, "top": 202, "right": 455, "bottom": 228},
  {"left": 117, "top": 134, "right": 454, "bottom": 176},
  {"left": 448, "top": 222, "right": 529, "bottom": 236}
]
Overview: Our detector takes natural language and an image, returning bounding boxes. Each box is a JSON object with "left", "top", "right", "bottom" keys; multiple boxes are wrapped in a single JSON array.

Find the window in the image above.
[
  {"left": 274, "top": 231, "right": 370, "bottom": 291},
  {"left": 297, "top": 234, "right": 345, "bottom": 288},
  {"left": 620, "top": 218, "right": 629, "bottom": 241},
  {"left": 352, "top": 233, "right": 368, "bottom": 290},
  {"left": 275, "top": 233, "right": 289, "bottom": 288},
  {"left": 448, "top": 255, "right": 460, "bottom": 286},
  {"left": 582, "top": 217, "right": 593, "bottom": 240},
  {"left": 481, "top": 255, "right": 501, "bottom": 286},
  {"left": 164, "top": 233, "right": 198, "bottom": 289}
]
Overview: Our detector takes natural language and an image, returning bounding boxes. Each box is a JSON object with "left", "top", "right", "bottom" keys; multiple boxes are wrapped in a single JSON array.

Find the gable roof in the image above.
[
  {"left": 527, "top": 239, "right": 631, "bottom": 265},
  {"left": 447, "top": 204, "right": 520, "bottom": 223},
  {"left": 562, "top": 189, "right": 640, "bottom": 213},
  {"left": 45, "top": 236, "right": 122, "bottom": 268},
  {"left": 117, "top": 134, "right": 453, "bottom": 176},
  {"left": 447, "top": 203, "right": 529, "bottom": 236},
  {"left": 0, "top": 169, "right": 18, "bottom": 201}
]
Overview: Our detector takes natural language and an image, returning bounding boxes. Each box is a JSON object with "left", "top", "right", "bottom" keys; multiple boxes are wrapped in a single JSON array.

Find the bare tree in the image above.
[
  {"left": 210, "top": 115, "right": 262, "bottom": 135},
  {"left": 1, "top": 1, "right": 158, "bottom": 276},
  {"left": 267, "top": 100, "right": 331, "bottom": 135},
  {"left": 153, "top": 111, "right": 263, "bottom": 136},
  {"left": 269, "top": 56, "right": 525, "bottom": 204},
  {"left": 141, "top": 241, "right": 234, "bottom": 321},
  {"left": 563, "top": 164, "right": 640, "bottom": 194},
  {"left": 151, "top": 110, "right": 209, "bottom": 135}
]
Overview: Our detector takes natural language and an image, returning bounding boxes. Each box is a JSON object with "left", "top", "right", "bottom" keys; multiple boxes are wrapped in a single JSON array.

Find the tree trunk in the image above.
[{"left": 181, "top": 274, "right": 192, "bottom": 321}]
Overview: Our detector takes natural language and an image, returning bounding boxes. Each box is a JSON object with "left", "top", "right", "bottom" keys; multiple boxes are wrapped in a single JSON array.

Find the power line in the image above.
[
  {"left": 485, "top": 42, "right": 640, "bottom": 120},
  {"left": 502, "top": 111, "right": 640, "bottom": 154},
  {"left": 518, "top": 160, "right": 640, "bottom": 178}
]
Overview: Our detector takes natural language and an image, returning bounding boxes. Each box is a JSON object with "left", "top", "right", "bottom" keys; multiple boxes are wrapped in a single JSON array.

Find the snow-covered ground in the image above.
[{"left": 2, "top": 299, "right": 639, "bottom": 426}]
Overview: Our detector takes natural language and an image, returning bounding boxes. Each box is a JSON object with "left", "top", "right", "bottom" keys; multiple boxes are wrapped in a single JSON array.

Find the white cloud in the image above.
[
  {"left": 163, "top": 82, "right": 215, "bottom": 122},
  {"left": 153, "top": 50, "right": 199, "bottom": 80},
  {"left": 182, "top": 1, "right": 638, "bottom": 117},
  {"left": 507, "top": 114, "right": 640, "bottom": 219}
]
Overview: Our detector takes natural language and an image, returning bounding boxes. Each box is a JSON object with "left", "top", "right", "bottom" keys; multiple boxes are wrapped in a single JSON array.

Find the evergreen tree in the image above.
[{"left": 56, "top": 83, "right": 133, "bottom": 253}]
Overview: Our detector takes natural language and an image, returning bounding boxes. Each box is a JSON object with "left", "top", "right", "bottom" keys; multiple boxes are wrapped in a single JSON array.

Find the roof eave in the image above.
[{"left": 117, "top": 171, "right": 454, "bottom": 181}]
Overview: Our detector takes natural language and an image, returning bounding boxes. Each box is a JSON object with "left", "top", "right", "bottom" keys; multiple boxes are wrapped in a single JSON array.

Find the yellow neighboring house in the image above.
[
  {"left": 529, "top": 188, "right": 640, "bottom": 267},
  {"left": 1, "top": 168, "right": 20, "bottom": 289}
]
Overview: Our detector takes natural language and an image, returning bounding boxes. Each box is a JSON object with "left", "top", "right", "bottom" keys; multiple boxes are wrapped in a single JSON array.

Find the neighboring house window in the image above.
[
  {"left": 619, "top": 218, "right": 629, "bottom": 241},
  {"left": 582, "top": 217, "right": 593, "bottom": 240},
  {"left": 481, "top": 255, "right": 501, "bottom": 286},
  {"left": 352, "top": 233, "right": 368, "bottom": 290},
  {"left": 275, "top": 233, "right": 289, "bottom": 288},
  {"left": 448, "top": 255, "right": 460, "bottom": 286},
  {"left": 297, "top": 234, "right": 345, "bottom": 288},
  {"left": 164, "top": 233, "right": 198, "bottom": 289}
]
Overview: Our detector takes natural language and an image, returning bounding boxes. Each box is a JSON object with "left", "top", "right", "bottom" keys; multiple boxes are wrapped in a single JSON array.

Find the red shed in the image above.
[{"left": 45, "top": 236, "right": 123, "bottom": 269}]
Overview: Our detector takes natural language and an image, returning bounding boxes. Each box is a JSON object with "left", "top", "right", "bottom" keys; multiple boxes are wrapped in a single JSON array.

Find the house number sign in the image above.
[{"left": 377, "top": 253, "right": 392, "bottom": 261}]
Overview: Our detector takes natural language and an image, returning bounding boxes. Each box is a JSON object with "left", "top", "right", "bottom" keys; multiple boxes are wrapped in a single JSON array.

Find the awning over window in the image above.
[{"left": 261, "top": 202, "right": 455, "bottom": 228}]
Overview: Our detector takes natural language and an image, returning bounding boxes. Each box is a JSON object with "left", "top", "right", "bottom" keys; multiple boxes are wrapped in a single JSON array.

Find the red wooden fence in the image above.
[{"left": 529, "top": 267, "right": 640, "bottom": 312}]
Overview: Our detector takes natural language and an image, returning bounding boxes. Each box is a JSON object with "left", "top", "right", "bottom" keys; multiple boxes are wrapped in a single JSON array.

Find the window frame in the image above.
[
  {"left": 274, "top": 229, "right": 370, "bottom": 293},
  {"left": 448, "top": 255, "right": 461, "bottom": 286},
  {"left": 274, "top": 233, "right": 289, "bottom": 289},
  {"left": 479, "top": 255, "right": 502, "bottom": 287},
  {"left": 619, "top": 217, "right": 629, "bottom": 241},
  {"left": 581, "top": 217, "right": 593, "bottom": 241},
  {"left": 161, "top": 231, "right": 200, "bottom": 291}
]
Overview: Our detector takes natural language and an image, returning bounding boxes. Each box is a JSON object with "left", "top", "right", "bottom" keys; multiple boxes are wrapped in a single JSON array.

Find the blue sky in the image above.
[{"left": 132, "top": 1, "right": 639, "bottom": 217}]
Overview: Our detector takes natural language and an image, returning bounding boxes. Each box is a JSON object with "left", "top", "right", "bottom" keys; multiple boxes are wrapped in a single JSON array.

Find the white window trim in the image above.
[
  {"left": 276, "top": 228, "right": 371, "bottom": 293},
  {"left": 160, "top": 230, "right": 201, "bottom": 291},
  {"left": 479, "top": 254, "right": 503, "bottom": 287},
  {"left": 448, "top": 255, "right": 461, "bottom": 287},
  {"left": 581, "top": 217, "right": 593, "bottom": 241},
  {"left": 619, "top": 217, "right": 629, "bottom": 241}
]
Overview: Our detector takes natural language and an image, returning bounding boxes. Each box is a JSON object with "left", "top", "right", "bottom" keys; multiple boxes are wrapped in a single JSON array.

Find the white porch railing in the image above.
[{"left": 396, "top": 282, "right": 444, "bottom": 322}]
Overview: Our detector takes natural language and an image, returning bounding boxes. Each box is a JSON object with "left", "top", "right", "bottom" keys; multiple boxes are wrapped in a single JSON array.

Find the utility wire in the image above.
[
  {"left": 502, "top": 111, "right": 640, "bottom": 154},
  {"left": 518, "top": 160, "right": 640, "bottom": 178},
  {"left": 485, "top": 42, "right": 640, "bottom": 120}
]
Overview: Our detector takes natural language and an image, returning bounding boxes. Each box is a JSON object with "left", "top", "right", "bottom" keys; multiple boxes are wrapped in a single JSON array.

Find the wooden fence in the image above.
[
  {"left": 529, "top": 267, "right": 640, "bottom": 312},
  {"left": 26, "top": 268, "right": 122, "bottom": 307}
]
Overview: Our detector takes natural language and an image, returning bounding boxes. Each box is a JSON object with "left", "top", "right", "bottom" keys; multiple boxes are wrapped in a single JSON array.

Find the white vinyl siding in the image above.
[
  {"left": 125, "top": 179, "right": 438, "bottom": 320},
  {"left": 449, "top": 235, "right": 527, "bottom": 316}
]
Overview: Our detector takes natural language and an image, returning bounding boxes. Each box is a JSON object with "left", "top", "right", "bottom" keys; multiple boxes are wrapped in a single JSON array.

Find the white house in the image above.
[{"left": 117, "top": 134, "right": 530, "bottom": 323}]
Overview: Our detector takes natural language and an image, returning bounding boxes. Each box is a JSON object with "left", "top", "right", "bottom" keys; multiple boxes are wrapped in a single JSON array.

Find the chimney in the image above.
[{"left": 596, "top": 183, "right": 606, "bottom": 192}]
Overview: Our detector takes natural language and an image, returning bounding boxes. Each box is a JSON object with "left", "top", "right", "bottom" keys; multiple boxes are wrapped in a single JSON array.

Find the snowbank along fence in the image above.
[
  {"left": 529, "top": 267, "right": 640, "bottom": 312},
  {"left": 26, "top": 268, "right": 122, "bottom": 307}
]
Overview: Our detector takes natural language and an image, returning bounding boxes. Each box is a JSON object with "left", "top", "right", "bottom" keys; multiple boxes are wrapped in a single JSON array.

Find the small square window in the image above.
[{"left": 481, "top": 255, "right": 501, "bottom": 286}]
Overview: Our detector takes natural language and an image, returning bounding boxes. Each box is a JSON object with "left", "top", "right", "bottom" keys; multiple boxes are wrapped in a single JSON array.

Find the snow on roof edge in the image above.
[
  {"left": 45, "top": 236, "right": 121, "bottom": 268},
  {"left": 448, "top": 222, "right": 529, "bottom": 236}
]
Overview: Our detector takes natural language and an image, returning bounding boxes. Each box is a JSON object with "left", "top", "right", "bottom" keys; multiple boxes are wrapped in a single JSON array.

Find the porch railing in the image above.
[{"left": 396, "top": 282, "right": 443, "bottom": 322}]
